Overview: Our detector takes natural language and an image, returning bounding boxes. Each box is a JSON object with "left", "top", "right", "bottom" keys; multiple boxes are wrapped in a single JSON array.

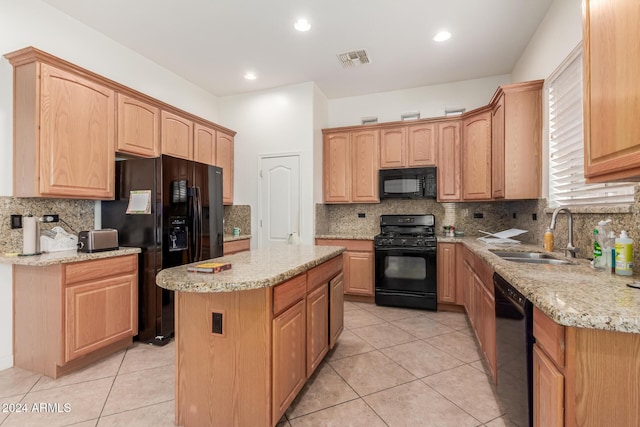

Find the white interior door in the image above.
[{"left": 259, "top": 154, "right": 300, "bottom": 248}]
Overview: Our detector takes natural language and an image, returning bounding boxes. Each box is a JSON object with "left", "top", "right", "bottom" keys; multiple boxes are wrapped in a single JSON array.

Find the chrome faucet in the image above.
[{"left": 550, "top": 207, "right": 578, "bottom": 258}]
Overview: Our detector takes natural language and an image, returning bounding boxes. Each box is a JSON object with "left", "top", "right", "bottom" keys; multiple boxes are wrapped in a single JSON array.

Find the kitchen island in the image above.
[{"left": 156, "top": 244, "right": 345, "bottom": 427}]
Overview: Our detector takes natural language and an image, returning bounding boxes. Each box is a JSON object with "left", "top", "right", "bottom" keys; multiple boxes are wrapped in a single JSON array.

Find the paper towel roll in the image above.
[{"left": 23, "top": 216, "right": 38, "bottom": 255}]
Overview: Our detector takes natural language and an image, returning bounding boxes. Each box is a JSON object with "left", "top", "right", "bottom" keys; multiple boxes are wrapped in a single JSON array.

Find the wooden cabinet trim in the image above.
[
  {"left": 223, "top": 239, "right": 250, "bottom": 255},
  {"left": 306, "top": 284, "right": 329, "bottom": 376},
  {"left": 533, "top": 344, "right": 564, "bottom": 427},
  {"left": 116, "top": 93, "right": 160, "bottom": 158}
]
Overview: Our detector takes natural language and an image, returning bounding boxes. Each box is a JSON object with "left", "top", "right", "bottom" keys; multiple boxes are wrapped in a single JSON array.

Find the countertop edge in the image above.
[
  {"left": 0, "top": 247, "right": 141, "bottom": 266},
  {"left": 156, "top": 245, "right": 345, "bottom": 293},
  {"left": 315, "top": 235, "right": 375, "bottom": 241},
  {"left": 223, "top": 234, "right": 251, "bottom": 242}
]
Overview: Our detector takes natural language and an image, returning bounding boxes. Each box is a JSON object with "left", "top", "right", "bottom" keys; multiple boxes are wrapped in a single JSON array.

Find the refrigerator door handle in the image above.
[{"left": 193, "top": 186, "right": 203, "bottom": 262}]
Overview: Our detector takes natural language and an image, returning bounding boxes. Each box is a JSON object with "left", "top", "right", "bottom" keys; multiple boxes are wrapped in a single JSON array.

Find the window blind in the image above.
[{"left": 547, "top": 48, "right": 635, "bottom": 207}]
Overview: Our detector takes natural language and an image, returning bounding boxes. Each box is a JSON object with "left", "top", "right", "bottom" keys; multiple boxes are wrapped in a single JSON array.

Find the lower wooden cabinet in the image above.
[
  {"left": 315, "top": 239, "right": 374, "bottom": 297},
  {"left": 272, "top": 299, "right": 306, "bottom": 425},
  {"left": 459, "top": 244, "right": 496, "bottom": 380},
  {"left": 306, "top": 284, "right": 329, "bottom": 376},
  {"left": 437, "top": 242, "right": 458, "bottom": 304},
  {"left": 329, "top": 272, "right": 344, "bottom": 348},
  {"left": 223, "top": 238, "right": 250, "bottom": 255},
  {"left": 13, "top": 254, "right": 138, "bottom": 378},
  {"left": 533, "top": 344, "right": 564, "bottom": 427}
]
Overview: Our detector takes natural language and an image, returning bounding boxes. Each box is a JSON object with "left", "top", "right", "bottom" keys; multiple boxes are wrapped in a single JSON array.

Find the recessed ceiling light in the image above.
[
  {"left": 433, "top": 31, "right": 452, "bottom": 42},
  {"left": 244, "top": 72, "right": 257, "bottom": 80},
  {"left": 294, "top": 18, "right": 311, "bottom": 32}
]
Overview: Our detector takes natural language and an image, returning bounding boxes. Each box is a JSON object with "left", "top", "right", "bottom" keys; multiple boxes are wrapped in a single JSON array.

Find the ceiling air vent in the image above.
[{"left": 337, "top": 49, "right": 371, "bottom": 68}]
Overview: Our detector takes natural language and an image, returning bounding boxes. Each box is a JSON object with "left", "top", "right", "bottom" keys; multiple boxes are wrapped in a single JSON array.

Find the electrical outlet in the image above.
[
  {"left": 512, "top": 213, "right": 517, "bottom": 219},
  {"left": 358, "top": 213, "right": 366, "bottom": 218},
  {"left": 10, "top": 215, "right": 22, "bottom": 229},
  {"left": 42, "top": 214, "right": 59, "bottom": 223},
  {"left": 212, "top": 312, "right": 223, "bottom": 335},
  {"left": 473, "top": 212, "right": 484, "bottom": 219},
  {"left": 532, "top": 213, "right": 537, "bottom": 221}
]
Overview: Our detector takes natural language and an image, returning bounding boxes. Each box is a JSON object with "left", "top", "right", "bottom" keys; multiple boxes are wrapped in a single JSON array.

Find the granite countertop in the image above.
[
  {"left": 223, "top": 234, "right": 251, "bottom": 242},
  {"left": 157, "top": 245, "right": 345, "bottom": 293},
  {"left": 0, "top": 247, "right": 141, "bottom": 266},
  {"left": 440, "top": 237, "right": 640, "bottom": 334},
  {"left": 315, "top": 234, "right": 375, "bottom": 241}
]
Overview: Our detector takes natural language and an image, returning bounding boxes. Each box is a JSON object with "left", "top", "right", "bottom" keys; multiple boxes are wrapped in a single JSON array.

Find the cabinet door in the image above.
[
  {"left": 323, "top": 132, "right": 351, "bottom": 203},
  {"left": 344, "top": 251, "right": 374, "bottom": 296},
  {"left": 584, "top": 0, "right": 640, "bottom": 181},
  {"left": 408, "top": 123, "right": 437, "bottom": 166},
  {"left": 437, "top": 121, "right": 461, "bottom": 201},
  {"left": 437, "top": 243, "right": 457, "bottom": 304},
  {"left": 482, "top": 285, "right": 496, "bottom": 381},
  {"left": 65, "top": 273, "right": 137, "bottom": 362},
  {"left": 116, "top": 94, "right": 159, "bottom": 158},
  {"left": 161, "top": 110, "right": 193, "bottom": 160},
  {"left": 533, "top": 344, "right": 564, "bottom": 427},
  {"left": 40, "top": 64, "right": 115, "bottom": 199},
  {"left": 306, "top": 284, "right": 329, "bottom": 376},
  {"left": 491, "top": 94, "right": 505, "bottom": 199},
  {"left": 194, "top": 124, "right": 216, "bottom": 165},
  {"left": 216, "top": 131, "right": 234, "bottom": 205},
  {"left": 329, "top": 273, "right": 344, "bottom": 349},
  {"left": 272, "top": 299, "right": 306, "bottom": 426},
  {"left": 351, "top": 130, "right": 380, "bottom": 202},
  {"left": 462, "top": 111, "right": 492, "bottom": 200},
  {"left": 380, "top": 127, "right": 406, "bottom": 168}
]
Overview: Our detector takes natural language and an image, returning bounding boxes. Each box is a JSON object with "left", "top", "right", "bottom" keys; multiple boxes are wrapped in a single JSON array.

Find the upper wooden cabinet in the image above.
[
  {"left": 380, "top": 127, "right": 406, "bottom": 168},
  {"left": 7, "top": 52, "right": 115, "bottom": 199},
  {"left": 462, "top": 109, "right": 492, "bottom": 200},
  {"left": 437, "top": 120, "right": 462, "bottom": 201},
  {"left": 351, "top": 130, "right": 379, "bottom": 202},
  {"left": 161, "top": 110, "right": 193, "bottom": 160},
  {"left": 583, "top": 0, "right": 640, "bottom": 182},
  {"left": 5, "top": 47, "right": 237, "bottom": 201},
  {"left": 117, "top": 94, "right": 160, "bottom": 158},
  {"left": 323, "top": 130, "right": 379, "bottom": 203},
  {"left": 379, "top": 123, "right": 436, "bottom": 169},
  {"left": 407, "top": 123, "right": 437, "bottom": 166},
  {"left": 491, "top": 80, "right": 543, "bottom": 199},
  {"left": 216, "top": 131, "right": 235, "bottom": 205},
  {"left": 193, "top": 123, "right": 216, "bottom": 166}
]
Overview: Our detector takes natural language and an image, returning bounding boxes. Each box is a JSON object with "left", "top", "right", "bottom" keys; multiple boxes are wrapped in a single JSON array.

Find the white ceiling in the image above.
[{"left": 42, "top": 0, "right": 554, "bottom": 99}]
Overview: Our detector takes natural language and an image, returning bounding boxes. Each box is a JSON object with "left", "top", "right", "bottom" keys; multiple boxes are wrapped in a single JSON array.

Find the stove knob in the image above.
[
  {"left": 416, "top": 239, "right": 423, "bottom": 246},
  {"left": 401, "top": 239, "right": 407, "bottom": 245}
]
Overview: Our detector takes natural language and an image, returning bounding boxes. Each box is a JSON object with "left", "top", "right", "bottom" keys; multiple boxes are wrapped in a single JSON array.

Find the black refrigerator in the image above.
[{"left": 102, "top": 155, "right": 223, "bottom": 345}]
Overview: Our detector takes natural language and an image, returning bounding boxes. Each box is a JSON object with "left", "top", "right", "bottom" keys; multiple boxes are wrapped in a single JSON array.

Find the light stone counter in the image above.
[
  {"left": 156, "top": 245, "right": 345, "bottom": 293},
  {"left": 439, "top": 237, "right": 640, "bottom": 334},
  {"left": 0, "top": 247, "right": 141, "bottom": 266}
]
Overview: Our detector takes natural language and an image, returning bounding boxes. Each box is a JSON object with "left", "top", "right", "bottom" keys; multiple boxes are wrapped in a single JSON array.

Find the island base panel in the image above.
[{"left": 175, "top": 288, "right": 272, "bottom": 427}]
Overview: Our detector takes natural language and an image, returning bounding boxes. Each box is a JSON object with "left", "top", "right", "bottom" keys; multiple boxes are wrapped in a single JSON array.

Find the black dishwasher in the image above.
[{"left": 493, "top": 273, "right": 534, "bottom": 427}]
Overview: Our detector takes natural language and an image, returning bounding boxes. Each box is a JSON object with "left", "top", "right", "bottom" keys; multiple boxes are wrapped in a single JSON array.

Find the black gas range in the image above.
[{"left": 374, "top": 214, "right": 437, "bottom": 311}]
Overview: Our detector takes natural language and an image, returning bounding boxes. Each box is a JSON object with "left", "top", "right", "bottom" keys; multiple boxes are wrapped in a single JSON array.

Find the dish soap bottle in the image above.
[
  {"left": 544, "top": 228, "right": 554, "bottom": 252},
  {"left": 605, "top": 231, "right": 616, "bottom": 274},
  {"left": 615, "top": 230, "right": 633, "bottom": 276},
  {"left": 593, "top": 219, "right": 612, "bottom": 269}
]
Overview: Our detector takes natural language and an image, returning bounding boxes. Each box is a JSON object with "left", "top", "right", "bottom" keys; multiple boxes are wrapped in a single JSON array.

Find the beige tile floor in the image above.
[{"left": 0, "top": 302, "right": 508, "bottom": 426}]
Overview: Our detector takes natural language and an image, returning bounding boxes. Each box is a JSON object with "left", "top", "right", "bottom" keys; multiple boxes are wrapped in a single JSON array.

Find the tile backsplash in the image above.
[
  {"left": 317, "top": 188, "right": 640, "bottom": 274},
  {"left": 0, "top": 197, "right": 94, "bottom": 253},
  {"left": 223, "top": 205, "right": 251, "bottom": 236}
]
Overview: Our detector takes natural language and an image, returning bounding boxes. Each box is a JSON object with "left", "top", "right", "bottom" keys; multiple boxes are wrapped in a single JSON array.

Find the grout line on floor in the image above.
[
  {"left": 418, "top": 378, "right": 484, "bottom": 426},
  {"left": 95, "top": 346, "right": 129, "bottom": 421}
]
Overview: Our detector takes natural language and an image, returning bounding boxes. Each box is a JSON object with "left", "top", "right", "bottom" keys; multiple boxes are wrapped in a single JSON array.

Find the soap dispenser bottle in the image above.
[
  {"left": 544, "top": 228, "right": 554, "bottom": 252},
  {"left": 615, "top": 230, "right": 633, "bottom": 276}
]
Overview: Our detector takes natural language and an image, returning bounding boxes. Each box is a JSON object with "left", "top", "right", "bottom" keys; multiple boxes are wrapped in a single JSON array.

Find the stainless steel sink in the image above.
[{"left": 489, "top": 250, "right": 573, "bottom": 265}]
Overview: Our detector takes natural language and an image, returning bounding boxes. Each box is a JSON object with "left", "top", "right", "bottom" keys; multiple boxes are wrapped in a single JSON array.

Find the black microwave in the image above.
[{"left": 379, "top": 167, "right": 437, "bottom": 199}]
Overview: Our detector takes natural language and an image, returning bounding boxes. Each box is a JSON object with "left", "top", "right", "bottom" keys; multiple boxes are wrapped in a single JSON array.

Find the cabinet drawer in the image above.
[
  {"left": 273, "top": 274, "right": 306, "bottom": 317},
  {"left": 307, "top": 255, "right": 343, "bottom": 293},
  {"left": 533, "top": 306, "right": 565, "bottom": 367},
  {"left": 65, "top": 254, "right": 137, "bottom": 285}
]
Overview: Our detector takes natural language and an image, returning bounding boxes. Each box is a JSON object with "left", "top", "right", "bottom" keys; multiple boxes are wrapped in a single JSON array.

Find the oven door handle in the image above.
[{"left": 375, "top": 246, "right": 436, "bottom": 253}]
